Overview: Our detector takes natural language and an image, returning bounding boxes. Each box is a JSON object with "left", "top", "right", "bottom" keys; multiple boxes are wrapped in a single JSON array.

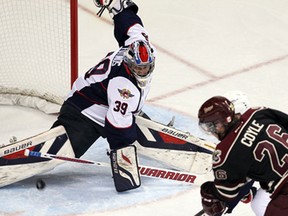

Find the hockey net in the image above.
[{"left": 0, "top": 0, "right": 78, "bottom": 114}]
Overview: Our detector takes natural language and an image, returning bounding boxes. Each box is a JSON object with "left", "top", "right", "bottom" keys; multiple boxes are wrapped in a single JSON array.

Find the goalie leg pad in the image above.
[
  {"left": 136, "top": 142, "right": 212, "bottom": 175},
  {"left": 0, "top": 126, "right": 75, "bottom": 187},
  {"left": 110, "top": 145, "right": 141, "bottom": 192}
]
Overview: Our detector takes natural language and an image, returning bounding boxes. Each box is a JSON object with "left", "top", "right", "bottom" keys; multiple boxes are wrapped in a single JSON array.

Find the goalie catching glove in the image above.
[
  {"left": 94, "top": 0, "right": 138, "bottom": 17},
  {"left": 109, "top": 145, "right": 141, "bottom": 192}
]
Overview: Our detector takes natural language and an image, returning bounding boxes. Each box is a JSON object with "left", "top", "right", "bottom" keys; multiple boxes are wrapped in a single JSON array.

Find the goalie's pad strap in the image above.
[{"left": 110, "top": 145, "right": 141, "bottom": 192}]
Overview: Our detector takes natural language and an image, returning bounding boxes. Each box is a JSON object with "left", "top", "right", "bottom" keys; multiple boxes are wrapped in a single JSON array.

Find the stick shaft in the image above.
[
  {"left": 25, "top": 150, "right": 207, "bottom": 185},
  {"left": 194, "top": 209, "right": 205, "bottom": 216},
  {"left": 26, "top": 149, "right": 106, "bottom": 166}
]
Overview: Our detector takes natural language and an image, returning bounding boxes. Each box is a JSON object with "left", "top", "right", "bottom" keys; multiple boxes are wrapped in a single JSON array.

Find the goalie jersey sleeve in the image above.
[
  {"left": 211, "top": 107, "right": 288, "bottom": 201},
  {"left": 114, "top": 8, "right": 145, "bottom": 47}
]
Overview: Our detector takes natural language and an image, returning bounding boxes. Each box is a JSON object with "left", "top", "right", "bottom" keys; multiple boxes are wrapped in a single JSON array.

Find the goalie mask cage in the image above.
[{"left": 0, "top": 0, "right": 78, "bottom": 113}]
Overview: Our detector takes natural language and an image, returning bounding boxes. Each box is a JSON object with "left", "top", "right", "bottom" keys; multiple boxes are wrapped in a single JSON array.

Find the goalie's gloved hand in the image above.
[
  {"left": 93, "top": 0, "right": 113, "bottom": 16},
  {"left": 93, "top": 0, "right": 112, "bottom": 7},
  {"left": 241, "top": 186, "right": 257, "bottom": 204},
  {"left": 93, "top": 0, "right": 138, "bottom": 17},
  {"left": 200, "top": 181, "right": 226, "bottom": 216},
  {"left": 109, "top": 145, "right": 141, "bottom": 192}
]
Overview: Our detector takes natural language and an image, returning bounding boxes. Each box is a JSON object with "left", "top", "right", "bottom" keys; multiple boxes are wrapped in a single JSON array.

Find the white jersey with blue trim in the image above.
[
  {"left": 66, "top": 46, "right": 151, "bottom": 128},
  {"left": 65, "top": 9, "right": 155, "bottom": 148}
]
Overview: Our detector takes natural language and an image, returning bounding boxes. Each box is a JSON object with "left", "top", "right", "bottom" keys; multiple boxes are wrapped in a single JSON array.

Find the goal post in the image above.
[
  {"left": 70, "top": 0, "right": 78, "bottom": 88},
  {"left": 0, "top": 0, "right": 78, "bottom": 114}
]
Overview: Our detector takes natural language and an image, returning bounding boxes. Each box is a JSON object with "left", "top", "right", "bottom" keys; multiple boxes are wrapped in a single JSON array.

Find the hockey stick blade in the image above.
[{"left": 25, "top": 150, "right": 210, "bottom": 185}]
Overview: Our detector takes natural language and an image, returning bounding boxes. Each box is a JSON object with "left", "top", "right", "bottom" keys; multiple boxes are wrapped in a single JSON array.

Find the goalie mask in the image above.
[
  {"left": 124, "top": 40, "right": 155, "bottom": 88},
  {"left": 198, "top": 96, "right": 235, "bottom": 140}
]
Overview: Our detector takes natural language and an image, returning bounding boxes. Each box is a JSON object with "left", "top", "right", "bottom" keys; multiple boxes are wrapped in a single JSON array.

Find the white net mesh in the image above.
[{"left": 0, "top": 0, "right": 77, "bottom": 113}]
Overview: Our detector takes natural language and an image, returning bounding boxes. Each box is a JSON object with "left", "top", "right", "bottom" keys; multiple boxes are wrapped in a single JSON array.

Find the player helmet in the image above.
[
  {"left": 198, "top": 96, "right": 235, "bottom": 140},
  {"left": 224, "top": 90, "right": 249, "bottom": 114},
  {"left": 124, "top": 40, "right": 155, "bottom": 88}
]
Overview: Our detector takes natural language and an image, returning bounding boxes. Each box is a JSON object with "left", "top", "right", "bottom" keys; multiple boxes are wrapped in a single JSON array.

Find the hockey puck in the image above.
[{"left": 36, "top": 179, "right": 46, "bottom": 190}]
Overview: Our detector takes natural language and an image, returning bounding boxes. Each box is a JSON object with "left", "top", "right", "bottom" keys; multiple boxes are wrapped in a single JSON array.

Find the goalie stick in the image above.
[{"left": 24, "top": 149, "right": 211, "bottom": 185}]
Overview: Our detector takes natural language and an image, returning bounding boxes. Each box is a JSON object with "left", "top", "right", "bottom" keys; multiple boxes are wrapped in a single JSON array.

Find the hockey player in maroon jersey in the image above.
[
  {"left": 197, "top": 96, "right": 288, "bottom": 216},
  {"left": 224, "top": 91, "right": 271, "bottom": 216}
]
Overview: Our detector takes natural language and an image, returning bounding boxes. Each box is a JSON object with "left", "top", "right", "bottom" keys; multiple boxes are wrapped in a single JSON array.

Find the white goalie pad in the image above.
[
  {"left": 0, "top": 159, "right": 63, "bottom": 188},
  {"left": 135, "top": 116, "right": 214, "bottom": 174},
  {"left": 0, "top": 126, "right": 75, "bottom": 187},
  {"left": 136, "top": 115, "right": 216, "bottom": 152},
  {"left": 136, "top": 143, "right": 212, "bottom": 174}
]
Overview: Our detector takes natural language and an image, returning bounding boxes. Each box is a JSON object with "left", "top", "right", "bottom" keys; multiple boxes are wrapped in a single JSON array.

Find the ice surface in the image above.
[{"left": 1, "top": 0, "right": 288, "bottom": 215}]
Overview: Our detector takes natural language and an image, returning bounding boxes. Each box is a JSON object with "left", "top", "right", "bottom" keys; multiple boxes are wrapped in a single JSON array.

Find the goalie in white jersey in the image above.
[{"left": 52, "top": 0, "right": 156, "bottom": 192}]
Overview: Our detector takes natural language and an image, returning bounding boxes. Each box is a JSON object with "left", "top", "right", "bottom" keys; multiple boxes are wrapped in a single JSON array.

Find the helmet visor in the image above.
[
  {"left": 199, "top": 122, "right": 216, "bottom": 134},
  {"left": 199, "top": 121, "right": 224, "bottom": 135}
]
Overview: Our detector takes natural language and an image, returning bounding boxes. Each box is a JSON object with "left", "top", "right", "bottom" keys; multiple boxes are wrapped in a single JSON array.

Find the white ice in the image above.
[{"left": 1, "top": 0, "right": 288, "bottom": 215}]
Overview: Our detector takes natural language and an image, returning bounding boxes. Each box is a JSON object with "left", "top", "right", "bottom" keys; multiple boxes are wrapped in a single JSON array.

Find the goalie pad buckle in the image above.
[{"left": 110, "top": 145, "right": 141, "bottom": 192}]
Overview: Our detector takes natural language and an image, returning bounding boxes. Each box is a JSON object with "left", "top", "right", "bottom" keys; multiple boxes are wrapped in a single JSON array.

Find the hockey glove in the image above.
[
  {"left": 200, "top": 181, "right": 226, "bottom": 216},
  {"left": 241, "top": 186, "right": 257, "bottom": 204},
  {"left": 93, "top": 0, "right": 138, "bottom": 17},
  {"left": 110, "top": 145, "right": 141, "bottom": 192}
]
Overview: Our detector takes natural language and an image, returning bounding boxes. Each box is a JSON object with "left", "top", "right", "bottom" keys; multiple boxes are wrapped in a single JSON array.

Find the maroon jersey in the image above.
[{"left": 212, "top": 107, "right": 288, "bottom": 201}]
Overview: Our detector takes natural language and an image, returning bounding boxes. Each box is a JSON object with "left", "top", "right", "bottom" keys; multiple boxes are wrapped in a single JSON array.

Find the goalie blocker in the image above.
[{"left": 109, "top": 145, "right": 141, "bottom": 192}]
